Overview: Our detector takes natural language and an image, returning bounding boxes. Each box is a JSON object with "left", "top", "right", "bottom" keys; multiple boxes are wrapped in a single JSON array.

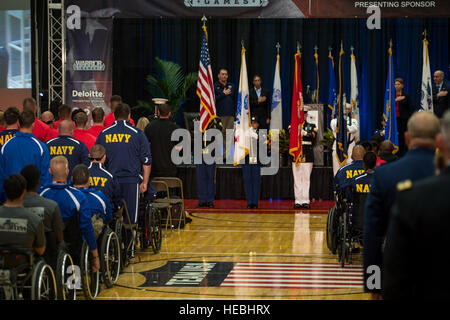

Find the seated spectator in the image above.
[
  {"left": 88, "top": 144, "right": 122, "bottom": 212},
  {"left": 54, "top": 104, "right": 73, "bottom": 130},
  {"left": 73, "top": 111, "right": 96, "bottom": 151},
  {"left": 144, "top": 103, "right": 179, "bottom": 178},
  {"left": 40, "top": 156, "right": 100, "bottom": 272},
  {"left": 46, "top": 120, "right": 90, "bottom": 177},
  {"left": 22, "top": 97, "right": 58, "bottom": 142},
  {"left": 71, "top": 164, "right": 113, "bottom": 230},
  {"left": 0, "top": 106, "right": 20, "bottom": 147},
  {"left": 379, "top": 140, "right": 399, "bottom": 163},
  {"left": 21, "top": 164, "right": 64, "bottom": 266},
  {"left": 41, "top": 111, "right": 55, "bottom": 128},
  {"left": 334, "top": 145, "right": 366, "bottom": 193},
  {"left": 0, "top": 174, "right": 46, "bottom": 256},
  {"left": 136, "top": 117, "right": 150, "bottom": 132},
  {"left": 104, "top": 95, "right": 135, "bottom": 127},
  {"left": 88, "top": 107, "right": 106, "bottom": 138},
  {"left": 349, "top": 151, "right": 377, "bottom": 233}
]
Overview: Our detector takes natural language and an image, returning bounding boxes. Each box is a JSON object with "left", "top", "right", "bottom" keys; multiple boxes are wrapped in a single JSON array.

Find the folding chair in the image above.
[
  {"left": 152, "top": 177, "right": 186, "bottom": 230},
  {"left": 151, "top": 179, "right": 174, "bottom": 237}
]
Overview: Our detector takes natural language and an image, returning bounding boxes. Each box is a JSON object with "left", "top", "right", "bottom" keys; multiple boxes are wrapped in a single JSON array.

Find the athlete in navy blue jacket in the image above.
[
  {"left": 95, "top": 103, "right": 151, "bottom": 227},
  {"left": 334, "top": 145, "right": 366, "bottom": 192},
  {"left": 46, "top": 120, "right": 90, "bottom": 176},
  {"left": 71, "top": 164, "right": 112, "bottom": 225},
  {"left": 0, "top": 106, "right": 20, "bottom": 147},
  {"left": 0, "top": 110, "right": 52, "bottom": 202},
  {"left": 87, "top": 144, "right": 121, "bottom": 212},
  {"left": 40, "top": 156, "right": 100, "bottom": 272}
]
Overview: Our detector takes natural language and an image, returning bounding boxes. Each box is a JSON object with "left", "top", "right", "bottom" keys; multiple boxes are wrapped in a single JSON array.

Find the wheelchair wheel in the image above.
[
  {"left": 326, "top": 205, "right": 336, "bottom": 253},
  {"left": 140, "top": 203, "right": 152, "bottom": 250},
  {"left": 151, "top": 208, "right": 162, "bottom": 254},
  {"left": 55, "top": 250, "right": 76, "bottom": 300},
  {"left": 31, "top": 260, "right": 57, "bottom": 300},
  {"left": 115, "top": 219, "right": 130, "bottom": 268},
  {"left": 339, "top": 212, "right": 349, "bottom": 268},
  {"left": 100, "top": 228, "right": 121, "bottom": 288},
  {"left": 80, "top": 241, "right": 100, "bottom": 300}
]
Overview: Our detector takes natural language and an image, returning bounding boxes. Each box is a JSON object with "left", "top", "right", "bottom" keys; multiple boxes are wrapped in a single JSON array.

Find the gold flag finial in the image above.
[
  {"left": 297, "top": 41, "right": 301, "bottom": 53},
  {"left": 201, "top": 14, "right": 207, "bottom": 26}
]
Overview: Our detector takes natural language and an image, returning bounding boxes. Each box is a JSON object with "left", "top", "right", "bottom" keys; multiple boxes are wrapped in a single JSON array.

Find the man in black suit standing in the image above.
[
  {"left": 249, "top": 75, "right": 271, "bottom": 130},
  {"left": 432, "top": 70, "right": 449, "bottom": 119},
  {"left": 382, "top": 110, "right": 450, "bottom": 299}
]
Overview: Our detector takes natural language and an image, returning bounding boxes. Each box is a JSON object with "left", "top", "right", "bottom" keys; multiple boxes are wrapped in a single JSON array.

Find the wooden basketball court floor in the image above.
[{"left": 97, "top": 200, "right": 371, "bottom": 300}]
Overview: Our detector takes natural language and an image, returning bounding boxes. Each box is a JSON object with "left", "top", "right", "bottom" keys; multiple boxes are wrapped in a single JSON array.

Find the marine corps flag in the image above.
[
  {"left": 383, "top": 40, "right": 399, "bottom": 154},
  {"left": 289, "top": 47, "right": 305, "bottom": 166},
  {"left": 336, "top": 44, "right": 348, "bottom": 166}
]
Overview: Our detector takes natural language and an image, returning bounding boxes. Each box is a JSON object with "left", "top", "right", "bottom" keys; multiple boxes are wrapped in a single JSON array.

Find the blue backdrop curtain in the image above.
[{"left": 112, "top": 18, "right": 448, "bottom": 142}]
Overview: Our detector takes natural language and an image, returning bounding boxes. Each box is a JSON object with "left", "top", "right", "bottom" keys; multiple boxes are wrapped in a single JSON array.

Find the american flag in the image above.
[
  {"left": 221, "top": 262, "right": 364, "bottom": 289},
  {"left": 197, "top": 25, "right": 217, "bottom": 132}
]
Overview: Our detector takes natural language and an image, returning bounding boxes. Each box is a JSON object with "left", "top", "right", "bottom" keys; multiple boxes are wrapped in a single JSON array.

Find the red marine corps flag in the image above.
[
  {"left": 197, "top": 16, "right": 217, "bottom": 132},
  {"left": 289, "top": 43, "right": 305, "bottom": 165}
]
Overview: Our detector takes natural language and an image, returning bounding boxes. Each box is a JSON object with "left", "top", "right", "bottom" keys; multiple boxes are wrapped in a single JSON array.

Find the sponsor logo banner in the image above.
[{"left": 66, "top": 0, "right": 449, "bottom": 18}]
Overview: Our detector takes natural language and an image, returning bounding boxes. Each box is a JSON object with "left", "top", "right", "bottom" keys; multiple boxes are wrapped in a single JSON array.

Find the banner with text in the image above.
[{"left": 66, "top": 0, "right": 449, "bottom": 18}]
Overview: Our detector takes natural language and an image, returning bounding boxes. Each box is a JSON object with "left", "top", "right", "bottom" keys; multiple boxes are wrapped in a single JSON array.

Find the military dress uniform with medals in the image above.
[
  {"left": 293, "top": 112, "right": 317, "bottom": 209},
  {"left": 242, "top": 117, "right": 264, "bottom": 209}
]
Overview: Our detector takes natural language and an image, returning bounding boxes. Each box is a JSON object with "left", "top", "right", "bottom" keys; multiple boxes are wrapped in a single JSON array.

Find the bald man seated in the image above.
[
  {"left": 334, "top": 145, "right": 366, "bottom": 192},
  {"left": 46, "top": 120, "right": 90, "bottom": 176},
  {"left": 40, "top": 156, "right": 100, "bottom": 272}
]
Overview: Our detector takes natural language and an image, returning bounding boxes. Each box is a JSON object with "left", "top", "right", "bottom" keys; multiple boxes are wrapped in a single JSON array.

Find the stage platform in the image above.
[{"left": 177, "top": 165, "right": 334, "bottom": 201}]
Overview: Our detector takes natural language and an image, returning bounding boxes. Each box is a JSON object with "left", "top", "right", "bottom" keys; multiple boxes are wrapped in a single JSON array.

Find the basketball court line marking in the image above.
[
  {"left": 180, "top": 229, "right": 325, "bottom": 233},
  {"left": 137, "top": 252, "right": 341, "bottom": 257}
]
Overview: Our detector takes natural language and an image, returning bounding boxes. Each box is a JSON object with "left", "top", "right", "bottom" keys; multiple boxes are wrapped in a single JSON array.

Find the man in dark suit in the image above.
[
  {"left": 363, "top": 111, "right": 440, "bottom": 300},
  {"left": 382, "top": 110, "right": 450, "bottom": 300},
  {"left": 432, "top": 70, "right": 449, "bottom": 119},
  {"left": 249, "top": 75, "right": 271, "bottom": 130}
]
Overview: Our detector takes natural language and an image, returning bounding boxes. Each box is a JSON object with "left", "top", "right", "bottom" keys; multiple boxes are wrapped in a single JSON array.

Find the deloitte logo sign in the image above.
[
  {"left": 72, "top": 90, "right": 104, "bottom": 98},
  {"left": 73, "top": 60, "right": 105, "bottom": 71}
]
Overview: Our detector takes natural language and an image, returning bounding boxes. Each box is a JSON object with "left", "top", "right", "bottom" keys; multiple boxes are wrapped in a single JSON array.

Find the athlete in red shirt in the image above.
[
  {"left": 53, "top": 104, "right": 74, "bottom": 130},
  {"left": 73, "top": 111, "right": 96, "bottom": 151},
  {"left": 22, "top": 97, "right": 58, "bottom": 142},
  {"left": 88, "top": 107, "right": 106, "bottom": 138},
  {"left": 104, "top": 95, "right": 135, "bottom": 127}
]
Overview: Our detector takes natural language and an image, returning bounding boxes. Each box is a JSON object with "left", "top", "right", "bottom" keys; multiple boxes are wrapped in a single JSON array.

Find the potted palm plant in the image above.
[{"left": 132, "top": 57, "right": 198, "bottom": 121}]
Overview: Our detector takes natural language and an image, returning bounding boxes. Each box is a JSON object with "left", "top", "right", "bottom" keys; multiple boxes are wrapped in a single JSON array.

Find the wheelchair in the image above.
[
  {"left": 113, "top": 196, "right": 162, "bottom": 269},
  {"left": 0, "top": 247, "right": 57, "bottom": 300},
  {"left": 334, "top": 188, "right": 366, "bottom": 267},
  {"left": 55, "top": 215, "right": 120, "bottom": 300},
  {"left": 326, "top": 187, "right": 347, "bottom": 255}
]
